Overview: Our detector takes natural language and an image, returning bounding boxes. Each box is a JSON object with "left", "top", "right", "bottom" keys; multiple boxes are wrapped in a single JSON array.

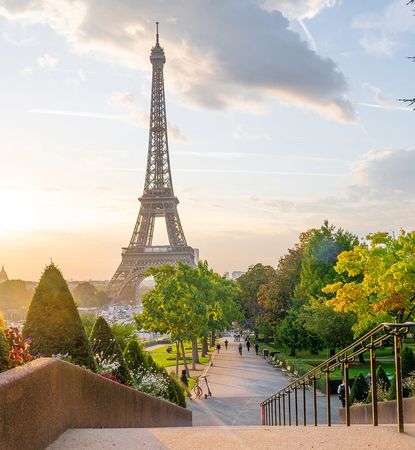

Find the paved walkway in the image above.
[{"left": 189, "top": 339, "right": 340, "bottom": 426}]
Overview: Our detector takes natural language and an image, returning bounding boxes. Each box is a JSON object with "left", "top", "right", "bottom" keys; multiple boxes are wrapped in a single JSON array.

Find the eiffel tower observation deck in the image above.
[{"left": 107, "top": 24, "right": 196, "bottom": 302}]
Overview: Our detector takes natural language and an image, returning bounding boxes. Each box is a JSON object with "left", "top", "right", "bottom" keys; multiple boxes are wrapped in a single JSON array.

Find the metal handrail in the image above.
[{"left": 260, "top": 322, "right": 415, "bottom": 432}]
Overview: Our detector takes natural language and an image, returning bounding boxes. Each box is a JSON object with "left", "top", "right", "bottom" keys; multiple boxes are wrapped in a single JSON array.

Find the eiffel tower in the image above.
[{"left": 108, "top": 24, "right": 196, "bottom": 302}]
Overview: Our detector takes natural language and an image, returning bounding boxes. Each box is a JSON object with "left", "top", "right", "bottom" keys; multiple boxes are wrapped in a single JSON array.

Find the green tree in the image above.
[
  {"left": 168, "top": 372, "right": 186, "bottom": 407},
  {"left": 295, "top": 221, "right": 359, "bottom": 303},
  {"left": 300, "top": 298, "right": 355, "bottom": 356},
  {"left": 23, "top": 264, "right": 95, "bottom": 369},
  {"left": 350, "top": 373, "right": 369, "bottom": 404},
  {"left": 325, "top": 231, "right": 415, "bottom": 335},
  {"left": 236, "top": 263, "right": 271, "bottom": 329},
  {"left": 111, "top": 322, "right": 136, "bottom": 351},
  {"left": 0, "top": 315, "right": 9, "bottom": 372},
  {"left": 80, "top": 313, "right": 97, "bottom": 337},
  {"left": 72, "top": 282, "right": 111, "bottom": 308},
  {"left": 123, "top": 338, "right": 148, "bottom": 373},
  {"left": 376, "top": 364, "right": 391, "bottom": 390},
  {"left": 276, "top": 308, "right": 318, "bottom": 356},
  {"left": 89, "top": 316, "right": 130, "bottom": 383},
  {"left": 0, "top": 280, "right": 33, "bottom": 313}
]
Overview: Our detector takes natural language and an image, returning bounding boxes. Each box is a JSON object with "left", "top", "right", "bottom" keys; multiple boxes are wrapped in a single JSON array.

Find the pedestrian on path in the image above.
[
  {"left": 216, "top": 342, "right": 221, "bottom": 354},
  {"left": 238, "top": 342, "right": 243, "bottom": 356},
  {"left": 255, "top": 343, "right": 259, "bottom": 355},
  {"left": 180, "top": 369, "right": 192, "bottom": 400},
  {"left": 246, "top": 340, "right": 251, "bottom": 352},
  {"left": 337, "top": 382, "right": 349, "bottom": 408},
  {"left": 224, "top": 339, "right": 228, "bottom": 350}
]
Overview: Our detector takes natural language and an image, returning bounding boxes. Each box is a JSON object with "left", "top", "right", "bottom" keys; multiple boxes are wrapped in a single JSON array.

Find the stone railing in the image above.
[{"left": 0, "top": 358, "right": 191, "bottom": 450}]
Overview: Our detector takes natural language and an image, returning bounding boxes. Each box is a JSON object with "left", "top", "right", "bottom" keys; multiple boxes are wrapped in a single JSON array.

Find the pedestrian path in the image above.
[{"left": 188, "top": 339, "right": 340, "bottom": 426}]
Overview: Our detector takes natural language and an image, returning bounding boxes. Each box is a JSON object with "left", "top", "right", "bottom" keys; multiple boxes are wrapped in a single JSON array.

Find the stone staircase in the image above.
[{"left": 49, "top": 425, "right": 415, "bottom": 449}]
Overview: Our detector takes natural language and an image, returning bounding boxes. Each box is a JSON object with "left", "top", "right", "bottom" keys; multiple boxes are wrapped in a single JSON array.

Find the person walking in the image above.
[
  {"left": 246, "top": 340, "right": 251, "bottom": 352},
  {"left": 180, "top": 369, "right": 192, "bottom": 400},
  {"left": 224, "top": 339, "right": 228, "bottom": 350},
  {"left": 238, "top": 342, "right": 243, "bottom": 356},
  {"left": 255, "top": 343, "right": 259, "bottom": 355},
  {"left": 216, "top": 342, "right": 221, "bottom": 354},
  {"left": 337, "top": 382, "right": 348, "bottom": 408}
]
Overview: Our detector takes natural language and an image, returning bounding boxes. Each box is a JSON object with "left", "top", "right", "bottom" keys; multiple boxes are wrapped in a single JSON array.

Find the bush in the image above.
[
  {"left": 0, "top": 328, "right": 9, "bottom": 372},
  {"left": 402, "top": 347, "right": 415, "bottom": 378},
  {"left": 90, "top": 316, "right": 130, "bottom": 383},
  {"left": 111, "top": 323, "right": 136, "bottom": 351},
  {"left": 123, "top": 338, "right": 148, "bottom": 374},
  {"left": 350, "top": 373, "right": 369, "bottom": 404},
  {"left": 23, "top": 264, "right": 95, "bottom": 370},
  {"left": 377, "top": 365, "right": 391, "bottom": 390},
  {"left": 168, "top": 372, "right": 186, "bottom": 408}
]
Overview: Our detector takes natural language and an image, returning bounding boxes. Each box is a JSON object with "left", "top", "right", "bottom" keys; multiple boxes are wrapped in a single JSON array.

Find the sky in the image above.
[{"left": 0, "top": 0, "right": 414, "bottom": 281}]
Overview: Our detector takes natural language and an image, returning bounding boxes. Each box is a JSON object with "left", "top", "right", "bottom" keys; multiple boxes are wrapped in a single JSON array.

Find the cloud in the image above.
[
  {"left": 233, "top": 124, "right": 271, "bottom": 141},
  {"left": 20, "top": 66, "right": 33, "bottom": 77},
  {"left": 37, "top": 53, "right": 58, "bottom": 68},
  {"left": 260, "top": 0, "right": 336, "bottom": 20},
  {"left": 0, "top": 0, "right": 355, "bottom": 123},
  {"left": 351, "top": 149, "right": 415, "bottom": 199},
  {"left": 363, "top": 83, "right": 392, "bottom": 108},
  {"left": 353, "top": 0, "right": 414, "bottom": 56}
]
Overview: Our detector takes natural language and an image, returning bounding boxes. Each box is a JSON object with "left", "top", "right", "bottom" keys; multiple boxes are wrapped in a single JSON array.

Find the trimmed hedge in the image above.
[{"left": 23, "top": 264, "right": 95, "bottom": 370}]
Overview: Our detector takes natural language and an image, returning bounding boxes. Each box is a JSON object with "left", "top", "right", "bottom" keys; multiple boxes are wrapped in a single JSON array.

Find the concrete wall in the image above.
[
  {"left": 339, "top": 397, "right": 415, "bottom": 424},
  {"left": 0, "top": 358, "right": 192, "bottom": 450}
]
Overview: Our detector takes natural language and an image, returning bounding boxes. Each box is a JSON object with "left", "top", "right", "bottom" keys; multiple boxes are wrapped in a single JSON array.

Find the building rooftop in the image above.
[{"left": 0, "top": 265, "right": 9, "bottom": 283}]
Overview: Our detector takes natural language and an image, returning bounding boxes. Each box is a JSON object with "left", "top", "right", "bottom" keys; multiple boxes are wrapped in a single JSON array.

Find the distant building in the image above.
[
  {"left": 0, "top": 265, "right": 8, "bottom": 283},
  {"left": 231, "top": 271, "right": 245, "bottom": 280}
]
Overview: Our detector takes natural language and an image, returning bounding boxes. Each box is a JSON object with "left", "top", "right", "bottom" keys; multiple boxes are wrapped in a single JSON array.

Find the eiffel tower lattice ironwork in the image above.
[{"left": 108, "top": 24, "right": 196, "bottom": 302}]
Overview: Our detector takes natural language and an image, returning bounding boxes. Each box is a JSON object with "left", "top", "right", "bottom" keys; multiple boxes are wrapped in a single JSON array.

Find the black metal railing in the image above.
[{"left": 260, "top": 322, "right": 415, "bottom": 432}]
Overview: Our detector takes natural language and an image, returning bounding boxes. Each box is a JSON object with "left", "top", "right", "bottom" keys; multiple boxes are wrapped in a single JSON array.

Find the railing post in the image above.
[
  {"left": 302, "top": 382, "right": 307, "bottom": 426},
  {"left": 294, "top": 386, "right": 299, "bottom": 426},
  {"left": 313, "top": 377, "right": 318, "bottom": 426},
  {"left": 288, "top": 390, "right": 291, "bottom": 426},
  {"left": 273, "top": 396, "right": 277, "bottom": 426},
  {"left": 261, "top": 403, "right": 265, "bottom": 425},
  {"left": 370, "top": 337, "right": 378, "bottom": 427},
  {"left": 325, "top": 369, "right": 331, "bottom": 427},
  {"left": 278, "top": 395, "right": 281, "bottom": 426},
  {"left": 344, "top": 362, "right": 350, "bottom": 426},
  {"left": 394, "top": 332, "right": 404, "bottom": 433},
  {"left": 282, "top": 392, "right": 286, "bottom": 426},
  {"left": 271, "top": 397, "right": 275, "bottom": 425}
]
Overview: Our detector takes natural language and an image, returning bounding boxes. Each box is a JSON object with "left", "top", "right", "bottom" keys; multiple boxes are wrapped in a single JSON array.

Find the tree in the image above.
[
  {"left": 276, "top": 308, "right": 318, "bottom": 356},
  {"left": 123, "top": 338, "right": 148, "bottom": 374},
  {"left": 23, "top": 264, "right": 95, "bottom": 370},
  {"left": 72, "top": 282, "right": 110, "bottom": 308},
  {"left": 350, "top": 373, "right": 369, "bottom": 404},
  {"left": 295, "top": 221, "right": 359, "bottom": 303},
  {"left": 377, "top": 365, "right": 391, "bottom": 390},
  {"left": 300, "top": 298, "right": 355, "bottom": 356},
  {"left": 0, "top": 280, "right": 33, "bottom": 313},
  {"left": 89, "top": 316, "right": 130, "bottom": 383},
  {"left": 389, "top": 347, "right": 415, "bottom": 400},
  {"left": 168, "top": 372, "right": 186, "bottom": 408},
  {"left": 0, "top": 315, "right": 9, "bottom": 372},
  {"left": 236, "top": 263, "right": 271, "bottom": 329},
  {"left": 258, "top": 230, "right": 315, "bottom": 328},
  {"left": 324, "top": 231, "right": 415, "bottom": 335},
  {"left": 111, "top": 322, "right": 136, "bottom": 351}
]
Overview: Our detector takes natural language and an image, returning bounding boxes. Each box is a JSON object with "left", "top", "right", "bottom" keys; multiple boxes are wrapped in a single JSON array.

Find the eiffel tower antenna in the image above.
[{"left": 107, "top": 25, "right": 197, "bottom": 303}]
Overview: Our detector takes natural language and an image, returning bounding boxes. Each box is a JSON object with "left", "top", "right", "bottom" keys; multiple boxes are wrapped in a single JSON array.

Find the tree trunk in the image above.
[
  {"left": 210, "top": 330, "right": 216, "bottom": 348},
  {"left": 175, "top": 341, "right": 179, "bottom": 376},
  {"left": 290, "top": 346, "right": 296, "bottom": 357},
  {"left": 329, "top": 348, "right": 336, "bottom": 358},
  {"left": 191, "top": 339, "right": 199, "bottom": 370},
  {"left": 180, "top": 340, "right": 190, "bottom": 376},
  {"left": 202, "top": 337, "right": 208, "bottom": 357}
]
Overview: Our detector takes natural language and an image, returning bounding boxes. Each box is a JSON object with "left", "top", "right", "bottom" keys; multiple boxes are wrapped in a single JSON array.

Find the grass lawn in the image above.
[
  {"left": 146, "top": 342, "right": 213, "bottom": 368},
  {"left": 257, "top": 341, "right": 408, "bottom": 381}
]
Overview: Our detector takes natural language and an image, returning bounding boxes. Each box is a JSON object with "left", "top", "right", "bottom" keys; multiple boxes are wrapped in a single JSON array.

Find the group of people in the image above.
[{"left": 216, "top": 336, "right": 259, "bottom": 356}]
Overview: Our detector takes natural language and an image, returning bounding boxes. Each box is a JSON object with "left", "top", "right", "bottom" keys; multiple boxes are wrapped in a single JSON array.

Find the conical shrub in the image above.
[
  {"left": 376, "top": 365, "right": 391, "bottom": 390},
  {"left": 23, "top": 264, "right": 95, "bottom": 370},
  {"left": 168, "top": 372, "right": 186, "bottom": 408},
  {"left": 123, "top": 339, "right": 148, "bottom": 375},
  {"left": 90, "top": 316, "right": 130, "bottom": 384},
  {"left": 0, "top": 328, "right": 9, "bottom": 372},
  {"left": 402, "top": 347, "right": 415, "bottom": 378},
  {"left": 350, "top": 373, "right": 369, "bottom": 404}
]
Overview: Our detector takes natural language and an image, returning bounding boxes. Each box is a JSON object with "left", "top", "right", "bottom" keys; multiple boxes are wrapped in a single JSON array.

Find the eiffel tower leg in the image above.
[{"left": 165, "top": 209, "right": 187, "bottom": 247}]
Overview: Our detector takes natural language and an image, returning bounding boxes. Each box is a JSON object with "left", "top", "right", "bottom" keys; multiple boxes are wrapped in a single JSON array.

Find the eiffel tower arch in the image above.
[{"left": 108, "top": 24, "right": 197, "bottom": 303}]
